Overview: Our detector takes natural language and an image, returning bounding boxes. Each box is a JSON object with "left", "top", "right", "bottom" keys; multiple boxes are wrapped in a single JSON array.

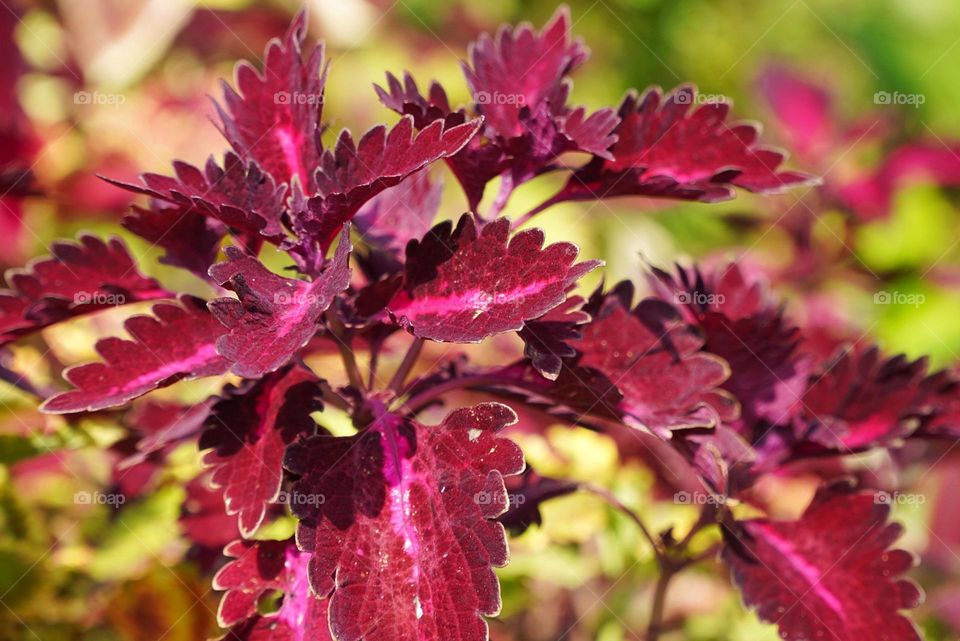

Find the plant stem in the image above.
[
  {"left": 400, "top": 373, "right": 510, "bottom": 413},
  {"left": 326, "top": 312, "right": 365, "bottom": 391},
  {"left": 487, "top": 174, "right": 514, "bottom": 219},
  {"left": 647, "top": 564, "right": 675, "bottom": 641},
  {"left": 388, "top": 338, "right": 424, "bottom": 393},
  {"left": 511, "top": 193, "right": 564, "bottom": 229},
  {"left": 582, "top": 484, "right": 663, "bottom": 559}
]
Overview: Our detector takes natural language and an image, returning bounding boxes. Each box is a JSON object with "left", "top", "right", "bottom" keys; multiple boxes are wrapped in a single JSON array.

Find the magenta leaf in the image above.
[
  {"left": 293, "top": 115, "right": 481, "bottom": 253},
  {"left": 284, "top": 401, "right": 525, "bottom": 641},
  {"left": 215, "top": 10, "right": 326, "bottom": 188},
  {"left": 0, "top": 234, "right": 170, "bottom": 343},
  {"left": 40, "top": 296, "right": 229, "bottom": 414},
  {"left": 387, "top": 215, "right": 599, "bottom": 343},
  {"left": 200, "top": 366, "right": 323, "bottom": 537},
  {"left": 559, "top": 87, "right": 816, "bottom": 204},
  {"left": 208, "top": 227, "right": 352, "bottom": 378},
  {"left": 722, "top": 484, "right": 922, "bottom": 641},
  {"left": 756, "top": 65, "right": 836, "bottom": 161},
  {"left": 215, "top": 538, "right": 332, "bottom": 641},
  {"left": 573, "top": 284, "right": 737, "bottom": 435},
  {"left": 798, "top": 345, "right": 928, "bottom": 450}
]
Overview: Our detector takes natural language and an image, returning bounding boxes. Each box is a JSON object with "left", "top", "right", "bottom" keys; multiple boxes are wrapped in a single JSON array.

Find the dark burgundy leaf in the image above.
[
  {"left": 284, "top": 401, "right": 524, "bottom": 641},
  {"left": 0, "top": 234, "right": 171, "bottom": 343},
  {"left": 722, "top": 484, "right": 922, "bottom": 641},
  {"left": 559, "top": 86, "right": 816, "bottom": 205},
  {"left": 497, "top": 467, "right": 577, "bottom": 535},
  {"left": 208, "top": 227, "right": 351, "bottom": 378},
  {"left": 387, "top": 215, "right": 599, "bottom": 343},
  {"left": 215, "top": 539, "right": 332, "bottom": 641},
  {"left": 215, "top": 10, "right": 326, "bottom": 188},
  {"left": 462, "top": 6, "right": 587, "bottom": 140},
  {"left": 41, "top": 296, "right": 229, "bottom": 413},
  {"left": 376, "top": 72, "right": 508, "bottom": 210},
  {"left": 108, "top": 152, "right": 287, "bottom": 240},
  {"left": 650, "top": 262, "right": 810, "bottom": 428},
  {"left": 294, "top": 115, "right": 481, "bottom": 253},
  {"left": 572, "top": 284, "right": 737, "bottom": 435},
  {"left": 797, "top": 345, "right": 928, "bottom": 451},
  {"left": 200, "top": 366, "right": 323, "bottom": 537},
  {"left": 120, "top": 399, "right": 215, "bottom": 468},
  {"left": 123, "top": 203, "right": 224, "bottom": 278},
  {"left": 518, "top": 294, "right": 591, "bottom": 380}
]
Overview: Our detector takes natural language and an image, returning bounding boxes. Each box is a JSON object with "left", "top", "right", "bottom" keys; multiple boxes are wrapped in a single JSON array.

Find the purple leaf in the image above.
[
  {"left": 387, "top": 215, "right": 599, "bottom": 343},
  {"left": 722, "top": 484, "right": 922, "bottom": 641},
  {"left": 559, "top": 86, "right": 816, "bottom": 204},
  {"left": 284, "top": 401, "right": 524, "bottom": 641},
  {"left": 123, "top": 203, "right": 224, "bottom": 278},
  {"left": 108, "top": 152, "right": 287, "bottom": 240},
  {"left": 798, "top": 345, "right": 928, "bottom": 450},
  {"left": 208, "top": 228, "right": 352, "bottom": 378},
  {"left": 0, "top": 234, "right": 171, "bottom": 343},
  {"left": 518, "top": 294, "right": 591, "bottom": 380},
  {"left": 41, "top": 296, "right": 229, "bottom": 413},
  {"left": 200, "top": 366, "right": 323, "bottom": 537},
  {"left": 293, "top": 115, "right": 481, "bottom": 253},
  {"left": 215, "top": 10, "right": 326, "bottom": 188},
  {"left": 650, "top": 262, "right": 810, "bottom": 428},
  {"left": 573, "top": 284, "right": 737, "bottom": 435},
  {"left": 463, "top": 6, "right": 585, "bottom": 139}
]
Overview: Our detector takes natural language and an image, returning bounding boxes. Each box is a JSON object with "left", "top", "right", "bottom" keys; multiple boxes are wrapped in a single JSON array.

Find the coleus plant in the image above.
[{"left": 4, "top": 6, "right": 957, "bottom": 641}]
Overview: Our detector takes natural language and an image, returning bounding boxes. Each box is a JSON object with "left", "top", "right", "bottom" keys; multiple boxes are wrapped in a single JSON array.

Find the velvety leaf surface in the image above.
[
  {"left": 573, "top": 284, "right": 737, "bottom": 435},
  {"left": 0, "top": 235, "right": 170, "bottom": 342},
  {"left": 208, "top": 228, "right": 351, "bottom": 378},
  {"left": 215, "top": 539, "right": 332, "bottom": 641},
  {"left": 387, "top": 215, "right": 599, "bottom": 343},
  {"left": 296, "top": 115, "right": 481, "bottom": 252},
  {"left": 722, "top": 485, "right": 922, "bottom": 641},
  {"left": 215, "top": 10, "right": 326, "bottom": 188},
  {"left": 797, "top": 346, "right": 927, "bottom": 450},
  {"left": 560, "top": 87, "right": 815, "bottom": 204},
  {"left": 200, "top": 366, "right": 323, "bottom": 537},
  {"left": 41, "top": 296, "right": 229, "bottom": 413},
  {"left": 284, "top": 401, "right": 525, "bottom": 641}
]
